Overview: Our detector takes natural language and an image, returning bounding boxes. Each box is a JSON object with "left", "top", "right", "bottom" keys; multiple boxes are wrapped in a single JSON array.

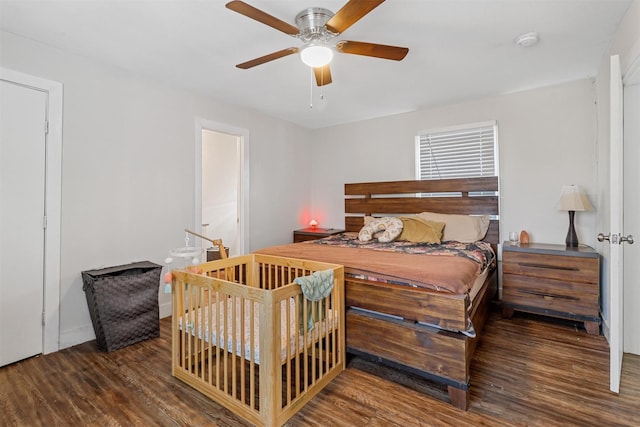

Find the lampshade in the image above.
[
  {"left": 308, "top": 219, "right": 318, "bottom": 227},
  {"left": 559, "top": 185, "right": 592, "bottom": 212},
  {"left": 300, "top": 43, "right": 333, "bottom": 67}
]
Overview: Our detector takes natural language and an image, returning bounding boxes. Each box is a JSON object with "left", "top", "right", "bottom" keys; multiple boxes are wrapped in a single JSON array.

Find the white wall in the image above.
[
  {"left": 310, "top": 79, "right": 598, "bottom": 251},
  {"left": 0, "top": 31, "right": 312, "bottom": 348}
]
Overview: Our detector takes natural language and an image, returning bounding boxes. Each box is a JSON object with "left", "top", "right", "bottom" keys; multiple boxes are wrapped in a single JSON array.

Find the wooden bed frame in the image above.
[
  {"left": 171, "top": 254, "right": 345, "bottom": 427},
  {"left": 343, "top": 177, "right": 499, "bottom": 410}
]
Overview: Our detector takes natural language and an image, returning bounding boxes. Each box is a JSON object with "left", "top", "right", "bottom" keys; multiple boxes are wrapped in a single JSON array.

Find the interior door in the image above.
[
  {"left": 607, "top": 54, "right": 624, "bottom": 394},
  {"left": 0, "top": 80, "right": 47, "bottom": 366}
]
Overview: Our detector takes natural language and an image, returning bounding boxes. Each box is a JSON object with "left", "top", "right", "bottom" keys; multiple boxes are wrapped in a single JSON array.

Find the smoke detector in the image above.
[{"left": 515, "top": 32, "right": 539, "bottom": 48}]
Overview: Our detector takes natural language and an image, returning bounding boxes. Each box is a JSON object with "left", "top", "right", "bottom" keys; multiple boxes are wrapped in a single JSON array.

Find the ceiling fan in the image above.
[{"left": 225, "top": 0, "right": 409, "bottom": 86}]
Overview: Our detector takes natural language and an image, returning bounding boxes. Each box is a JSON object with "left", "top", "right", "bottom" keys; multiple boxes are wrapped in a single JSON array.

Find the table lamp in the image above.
[{"left": 559, "top": 185, "right": 592, "bottom": 247}]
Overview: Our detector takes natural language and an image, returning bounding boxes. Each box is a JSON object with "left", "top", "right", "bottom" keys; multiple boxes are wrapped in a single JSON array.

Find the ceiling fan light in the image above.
[{"left": 300, "top": 44, "right": 334, "bottom": 67}]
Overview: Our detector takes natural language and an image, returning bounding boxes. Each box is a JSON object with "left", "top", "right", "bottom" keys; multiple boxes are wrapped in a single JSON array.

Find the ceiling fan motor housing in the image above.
[{"left": 295, "top": 7, "right": 336, "bottom": 43}]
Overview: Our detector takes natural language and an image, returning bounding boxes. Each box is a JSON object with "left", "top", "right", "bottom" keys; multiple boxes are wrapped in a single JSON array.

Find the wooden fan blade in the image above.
[
  {"left": 325, "top": 0, "right": 385, "bottom": 34},
  {"left": 236, "top": 47, "right": 299, "bottom": 69},
  {"left": 336, "top": 40, "right": 409, "bottom": 61},
  {"left": 313, "top": 65, "right": 333, "bottom": 86},
  {"left": 226, "top": 1, "right": 299, "bottom": 36}
]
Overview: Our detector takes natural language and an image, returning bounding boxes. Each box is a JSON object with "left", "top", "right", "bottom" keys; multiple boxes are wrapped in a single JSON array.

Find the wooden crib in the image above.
[{"left": 171, "top": 254, "right": 345, "bottom": 427}]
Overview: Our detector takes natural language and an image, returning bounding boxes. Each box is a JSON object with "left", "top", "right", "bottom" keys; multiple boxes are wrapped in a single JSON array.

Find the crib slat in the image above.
[
  {"left": 231, "top": 295, "right": 237, "bottom": 399},
  {"left": 215, "top": 292, "right": 221, "bottom": 392},
  {"left": 249, "top": 299, "right": 256, "bottom": 410},
  {"left": 207, "top": 289, "right": 213, "bottom": 385},
  {"left": 223, "top": 292, "right": 229, "bottom": 395},
  {"left": 239, "top": 296, "right": 246, "bottom": 405}
]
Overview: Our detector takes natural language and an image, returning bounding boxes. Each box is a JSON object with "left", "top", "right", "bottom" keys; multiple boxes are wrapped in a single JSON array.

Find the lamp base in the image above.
[{"left": 566, "top": 210, "right": 579, "bottom": 247}]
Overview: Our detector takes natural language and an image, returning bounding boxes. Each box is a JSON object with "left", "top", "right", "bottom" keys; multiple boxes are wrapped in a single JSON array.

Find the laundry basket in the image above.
[{"left": 82, "top": 261, "right": 162, "bottom": 352}]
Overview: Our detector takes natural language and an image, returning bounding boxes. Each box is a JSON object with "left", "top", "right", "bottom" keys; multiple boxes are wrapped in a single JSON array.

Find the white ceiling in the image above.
[{"left": 0, "top": 0, "right": 632, "bottom": 128}]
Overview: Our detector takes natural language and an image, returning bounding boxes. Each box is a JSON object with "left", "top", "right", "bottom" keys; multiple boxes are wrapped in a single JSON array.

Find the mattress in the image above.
[
  {"left": 179, "top": 297, "right": 337, "bottom": 364},
  {"left": 256, "top": 233, "right": 495, "bottom": 295}
]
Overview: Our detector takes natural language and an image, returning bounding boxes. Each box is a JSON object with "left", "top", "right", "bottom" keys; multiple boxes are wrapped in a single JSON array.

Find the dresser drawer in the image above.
[
  {"left": 502, "top": 273, "right": 599, "bottom": 317},
  {"left": 502, "top": 251, "right": 598, "bottom": 284}
]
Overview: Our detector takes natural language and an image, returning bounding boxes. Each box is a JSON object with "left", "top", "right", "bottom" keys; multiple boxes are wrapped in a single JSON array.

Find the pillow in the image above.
[
  {"left": 363, "top": 215, "right": 383, "bottom": 239},
  {"left": 416, "top": 212, "right": 490, "bottom": 243},
  {"left": 358, "top": 217, "right": 403, "bottom": 243},
  {"left": 398, "top": 217, "right": 445, "bottom": 243},
  {"left": 363, "top": 215, "right": 376, "bottom": 225}
]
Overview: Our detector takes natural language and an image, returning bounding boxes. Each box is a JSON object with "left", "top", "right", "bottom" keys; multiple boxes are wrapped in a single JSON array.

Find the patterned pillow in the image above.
[{"left": 358, "top": 217, "right": 403, "bottom": 243}]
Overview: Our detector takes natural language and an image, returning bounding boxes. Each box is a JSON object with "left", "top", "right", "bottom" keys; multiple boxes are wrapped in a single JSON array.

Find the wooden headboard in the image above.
[{"left": 344, "top": 177, "right": 500, "bottom": 249}]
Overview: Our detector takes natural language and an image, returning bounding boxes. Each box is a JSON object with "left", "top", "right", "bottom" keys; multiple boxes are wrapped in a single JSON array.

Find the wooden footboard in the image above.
[
  {"left": 346, "top": 268, "right": 497, "bottom": 410},
  {"left": 346, "top": 278, "right": 470, "bottom": 331}
]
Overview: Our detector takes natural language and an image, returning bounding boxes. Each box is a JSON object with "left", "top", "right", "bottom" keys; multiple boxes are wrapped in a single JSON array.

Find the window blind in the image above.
[{"left": 416, "top": 122, "right": 498, "bottom": 180}]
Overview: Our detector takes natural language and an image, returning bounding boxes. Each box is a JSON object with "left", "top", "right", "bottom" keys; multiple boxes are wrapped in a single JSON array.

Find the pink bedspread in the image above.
[{"left": 255, "top": 241, "right": 484, "bottom": 295}]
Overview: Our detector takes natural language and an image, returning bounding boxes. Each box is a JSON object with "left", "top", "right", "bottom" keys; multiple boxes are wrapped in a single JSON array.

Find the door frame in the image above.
[
  {"left": 194, "top": 118, "right": 250, "bottom": 255},
  {"left": 0, "top": 67, "right": 62, "bottom": 355},
  {"left": 622, "top": 52, "right": 640, "bottom": 355}
]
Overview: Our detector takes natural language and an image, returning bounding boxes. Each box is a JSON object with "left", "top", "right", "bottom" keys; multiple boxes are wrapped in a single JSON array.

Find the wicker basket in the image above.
[{"left": 82, "top": 261, "right": 162, "bottom": 352}]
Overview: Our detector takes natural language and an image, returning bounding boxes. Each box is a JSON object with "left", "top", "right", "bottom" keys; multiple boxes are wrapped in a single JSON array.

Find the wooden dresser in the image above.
[
  {"left": 293, "top": 227, "right": 345, "bottom": 243},
  {"left": 501, "top": 242, "right": 601, "bottom": 335}
]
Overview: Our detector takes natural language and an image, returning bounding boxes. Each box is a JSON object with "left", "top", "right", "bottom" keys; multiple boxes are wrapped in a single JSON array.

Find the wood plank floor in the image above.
[{"left": 1, "top": 309, "right": 639, "bottom": 426}]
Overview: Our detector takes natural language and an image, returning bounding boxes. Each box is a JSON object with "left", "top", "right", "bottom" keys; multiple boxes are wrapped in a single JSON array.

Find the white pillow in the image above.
[
  {"left": 358, "top": 217, "right": 403, "bottom": 243},
  {"left": 416, "top": 212, "right": 490, "bottom": 243}
]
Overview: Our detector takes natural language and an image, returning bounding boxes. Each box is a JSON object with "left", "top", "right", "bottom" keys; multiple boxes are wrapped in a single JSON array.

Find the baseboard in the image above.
[
  {"left": 59, "top": 324, "right": 96, "bottom": 350},
  {"left": 159, "top": 301, "right": 172, "bottom": 319},
  {"left": 59, "top": 303, "right": 172, "bottom": 351},
  {"left": 602, "top": 317, "right": 610, "bottom": 343}
]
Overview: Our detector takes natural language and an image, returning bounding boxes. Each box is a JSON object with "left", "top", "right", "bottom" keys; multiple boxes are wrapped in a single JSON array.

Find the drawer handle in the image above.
[
  {"left": 518, "top": 262, "right": 579, "bottom": 271},
  {"left": 517, "top": 289, "right": 578, "bottom": 300}
]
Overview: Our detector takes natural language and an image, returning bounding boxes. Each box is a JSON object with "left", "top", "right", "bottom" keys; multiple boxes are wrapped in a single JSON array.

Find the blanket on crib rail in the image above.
[{"left": 294, "top": 269, "right": 333, "bottom": 331}]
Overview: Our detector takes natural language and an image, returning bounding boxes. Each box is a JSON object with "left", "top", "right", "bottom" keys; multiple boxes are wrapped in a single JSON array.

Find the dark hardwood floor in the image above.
[{"left": 1, "top": 309, "right": 639, "bottom": 426}]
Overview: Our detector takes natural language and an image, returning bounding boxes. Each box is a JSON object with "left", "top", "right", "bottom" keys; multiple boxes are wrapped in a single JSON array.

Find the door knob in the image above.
[
  {"left": 598, "top": 233, "right": 634, "bottom": 244},
  {"left": 620, "top": 235, "right": 634, "bottom": 244}
]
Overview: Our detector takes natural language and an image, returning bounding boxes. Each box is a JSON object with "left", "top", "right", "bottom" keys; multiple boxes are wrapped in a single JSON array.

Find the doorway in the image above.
[
  {"left": 0, "top": 68, "right": 62, "bottom": 363},
  {"left": 202, "top": 130, "right": 239, "bottom": 255},
  {"left": 194, "top": 119, "right": 250, "bottom": 257}
]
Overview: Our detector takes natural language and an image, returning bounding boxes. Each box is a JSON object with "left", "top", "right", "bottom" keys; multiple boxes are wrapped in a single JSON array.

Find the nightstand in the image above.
[
  {"left": 293, "top": 227, "right": 345, "bottom": 243},
  {"left": 501, "top": 242, "right": 601, "bottom": 335}
]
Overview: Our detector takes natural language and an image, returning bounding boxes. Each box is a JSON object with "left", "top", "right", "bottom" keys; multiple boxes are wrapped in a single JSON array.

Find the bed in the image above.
[
  {"left": 171, "top": 254, "right": 345, "bottom": 427},
  {"left": 255, "top": 177, "right": 499, "bottom": 410}
]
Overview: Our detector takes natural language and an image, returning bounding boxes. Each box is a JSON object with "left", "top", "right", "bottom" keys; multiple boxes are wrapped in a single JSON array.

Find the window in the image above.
[{"left": 415, "top": 121, "right": 498, "bottom": 180}]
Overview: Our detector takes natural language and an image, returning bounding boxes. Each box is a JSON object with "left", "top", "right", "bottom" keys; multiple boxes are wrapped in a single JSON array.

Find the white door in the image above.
[
  {"left": 607, "top": 54, "right": 624, "bottom": 393},
  {"left": 0, "top": 80, "right": 47, "bottom": 366}
]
